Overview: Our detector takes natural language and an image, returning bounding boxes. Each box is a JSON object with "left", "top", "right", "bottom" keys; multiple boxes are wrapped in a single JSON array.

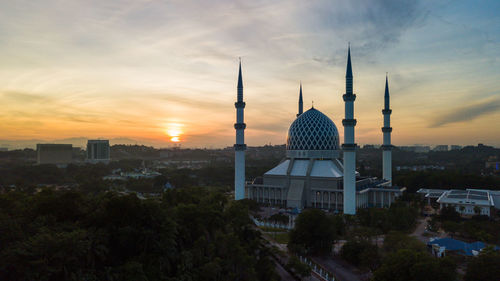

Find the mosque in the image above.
[{"left": 233, "top": 47, "right": 405, "bottom": 215}]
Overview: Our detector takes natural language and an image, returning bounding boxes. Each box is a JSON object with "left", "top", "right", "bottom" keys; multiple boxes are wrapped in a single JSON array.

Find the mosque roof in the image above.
[
  {"left": 287, "top": 108, "right": 339, "bottom": 151},
  {"left": 264, "top": 158, "right": 343, "bottom": 178}
]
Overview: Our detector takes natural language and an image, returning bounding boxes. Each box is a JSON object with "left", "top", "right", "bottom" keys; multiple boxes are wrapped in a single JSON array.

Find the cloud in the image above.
[
  {"left": 430, "top": 97, "right": 500, "bottom": 127},
  {"left": 309, "top": 0, "right": 428, "bottom": 65},
  {"left": 0, "top": 91, "right": 53, "bottom": 103}
]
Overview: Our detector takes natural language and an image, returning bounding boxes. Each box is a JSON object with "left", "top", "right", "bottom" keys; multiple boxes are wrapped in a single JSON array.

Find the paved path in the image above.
[
  {"left": 411, "top": 217, "right": 430, "bottom": 243},
  {"left": 272, "top": 258, "right": 298, "bottom": 281}
]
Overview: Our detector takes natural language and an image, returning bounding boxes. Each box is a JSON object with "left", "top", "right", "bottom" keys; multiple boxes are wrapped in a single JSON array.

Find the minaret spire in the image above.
[
  {"left": 297, "top": 82, "right": 303, "bottom": 117},
  {"left": 342, "top": 44, "right": 357, "bottom": 215},
  {"left": 384, "top": 74, "right": 390, "bottom": 110},
  {"left": 234, "top": 59, "right": 246, "bottom": 200},
  {"left": 346, "top": 45, "right": 353, "bottom": 79},
  {"left": 382, "top": 74, "right": 393, "bottom": 184},
  {"left": 237, "top": 58, "right": 243, "bottom": 101}
]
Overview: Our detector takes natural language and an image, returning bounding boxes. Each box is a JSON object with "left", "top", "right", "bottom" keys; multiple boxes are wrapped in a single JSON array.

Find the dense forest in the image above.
[{"left": 0, "top": 187, "right": 279, "bottom": 281}]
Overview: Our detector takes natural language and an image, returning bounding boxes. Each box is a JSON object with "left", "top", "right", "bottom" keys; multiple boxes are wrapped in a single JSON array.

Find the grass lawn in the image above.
[
  {"left": 267, "top": 232, "right": 290, "bottom": 244},
  {"left": 259, "top": 226, "right": 288, "bottom": 233}
]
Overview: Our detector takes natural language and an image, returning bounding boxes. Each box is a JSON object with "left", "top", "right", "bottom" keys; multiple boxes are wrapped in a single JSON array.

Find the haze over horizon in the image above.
[{"left": 1, "top": 0, "right": 499, "bottom": 148}]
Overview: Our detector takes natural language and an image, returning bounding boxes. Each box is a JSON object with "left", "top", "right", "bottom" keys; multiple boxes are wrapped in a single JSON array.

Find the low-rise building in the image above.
[
  {"left": 433, "top": 145, "right": 448, "bottom": 151},
  {"left": 437, "top": 189, "right": 495, "bottom": 216},
  {"left": 36, "top": 144, "right": 72, "bottom": 165},
  {"left": 428, "top": 237, "right": 494, "bottom": 257},
  {"left": 416, "top": 188, "right": 448, "bottom": 205},
  {"left": 419, "top": 188, "right": 500, "bottom": 217}
]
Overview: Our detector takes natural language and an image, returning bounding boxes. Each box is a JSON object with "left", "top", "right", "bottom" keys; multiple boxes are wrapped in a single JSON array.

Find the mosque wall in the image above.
[
  {"left": 262, "top": 175, "right": 287, "bottom": 186},
  {"left": 309, "top": 178, "right": 341, "bottom": 189}
]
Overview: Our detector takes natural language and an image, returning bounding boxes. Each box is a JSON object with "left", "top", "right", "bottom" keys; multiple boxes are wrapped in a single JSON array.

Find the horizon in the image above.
[
  {"left": 0, "top": 137, "right": 497, "bottom": 150},
  {"left": 1, "top": 0, "right": 500, "bottom": 148}
]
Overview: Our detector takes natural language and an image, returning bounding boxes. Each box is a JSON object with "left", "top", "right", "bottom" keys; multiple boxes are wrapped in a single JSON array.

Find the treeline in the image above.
[
  {"left": 287, "top": 202, "right": 420, "bottom": 256},
  {"left": 0, "top": 188, "right": 279, "bottom": 281},
  {"left": 432, "top": 206, "right": 500, "bottom": 244},
  {"left": 394, "top": 170, "right": 500, "bottom": 192}
]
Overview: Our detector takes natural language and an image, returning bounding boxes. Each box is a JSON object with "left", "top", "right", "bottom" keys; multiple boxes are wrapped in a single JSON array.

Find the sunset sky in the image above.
[{"left": 1, "top": 0, "right": 499, "bottom": 148}]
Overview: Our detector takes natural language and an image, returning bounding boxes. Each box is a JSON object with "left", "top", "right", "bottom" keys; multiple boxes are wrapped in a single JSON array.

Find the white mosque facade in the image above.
[{"left": 234, "top": 47, "right": 405, "bottom": 215}]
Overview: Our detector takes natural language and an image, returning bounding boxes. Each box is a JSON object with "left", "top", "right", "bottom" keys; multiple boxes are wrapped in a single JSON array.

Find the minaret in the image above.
[
  {"left": 382, "top": 75, "right": 393, "bottom": 182},
  {"left": 297, "top": 82, "right": 303, "bottom": 117},
  {"left": 234, "top": 59, "right": 246, "bottom": 200},
  {"left": 342, "top": 46, "right": 357, "bottom": 215}
]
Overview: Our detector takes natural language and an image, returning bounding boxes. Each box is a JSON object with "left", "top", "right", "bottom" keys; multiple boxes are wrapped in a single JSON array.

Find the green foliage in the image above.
[
  {"left": 394, "top": 169, "right": 500, "bottom": 193},
  {"left": 464, "top": 247, "right": 500, "bottom": 281},
  {"left": 268, "top": 213, "right": 288, "bottom": 225},
  {"left": 356, "top": 202, "right": 418, "bottom": 233},
  {"left": 288, "top": 209, "right": 337, "bottom": 255},
  {"left": 443, "top": 221, "right": 461, "bottom": 234},
  {"left": 383, "top": 231, "right": 426, "bottom": 254},
  {"left": 374, "top": 232, "right": 456, "bottom": 281},
  {"left": 436, "top": 213, "right": 500, "bottom": 244},
  {"left": 286, "top": 256, "right": 311, "bottom": 278},
  {"left": 373, "top": 249, "right": 456, "bottom": 281},
  {"left": 340, "top": 239, "right": 380, "bottom": 270},
  {"left": 271, "top": 232, "right": 290, "bottom": 244},
  {"left": 439, "top": 206, "right": 461, "bottom": 222},
  {"left": 0, "top": 187, "right": 278, "bottom": 281}
]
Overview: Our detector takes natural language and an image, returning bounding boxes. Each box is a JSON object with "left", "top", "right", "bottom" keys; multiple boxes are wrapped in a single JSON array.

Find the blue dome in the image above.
[{"left": 287, "top": 108, "right": 339, "bottom": 151}]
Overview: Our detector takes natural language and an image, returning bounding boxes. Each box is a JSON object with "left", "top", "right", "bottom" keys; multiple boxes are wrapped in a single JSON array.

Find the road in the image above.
[
  {"left": 273, "top": 258, "right": 298, "bottom": 281},
  {"left": 411, "top": 217, "right": 430, "bottom": 243}
]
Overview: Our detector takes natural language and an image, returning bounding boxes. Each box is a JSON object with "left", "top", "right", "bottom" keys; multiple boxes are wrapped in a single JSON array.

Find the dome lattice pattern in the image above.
[{"left": 287, "top": 108, "right": 339, "bottom": 151}]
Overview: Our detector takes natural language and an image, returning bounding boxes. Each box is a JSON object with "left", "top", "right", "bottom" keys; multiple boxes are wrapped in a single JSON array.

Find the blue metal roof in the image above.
[{"left": 428, "top": 238, "right": 487, "bottom": 256}]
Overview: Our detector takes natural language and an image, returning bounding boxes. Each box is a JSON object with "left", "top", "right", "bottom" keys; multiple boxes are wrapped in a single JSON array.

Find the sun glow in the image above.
[{"left": 167, "top": 123, "right": 183, "bottom": 143}]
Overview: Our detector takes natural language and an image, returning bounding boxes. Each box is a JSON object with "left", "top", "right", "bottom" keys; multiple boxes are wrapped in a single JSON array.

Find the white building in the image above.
[
  {"left": 436, "top": 189, "right": 497, "bottom": 216},
  {"left": 242, "top": 47, "right": 405, "bottom": 214}
]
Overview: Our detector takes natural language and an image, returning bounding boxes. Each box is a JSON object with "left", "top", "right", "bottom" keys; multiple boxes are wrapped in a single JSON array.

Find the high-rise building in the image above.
[
  {"left": 87, "top": 140, "right": 110, "bottom": 163},
  {"left": 37, "top": 144, "right": 73, "bottom": 165}
]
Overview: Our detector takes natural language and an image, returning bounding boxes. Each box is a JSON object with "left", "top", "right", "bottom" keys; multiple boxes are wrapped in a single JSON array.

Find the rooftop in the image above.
[{"left": 437, "top": 189, "right": 494, "bottom": 206}]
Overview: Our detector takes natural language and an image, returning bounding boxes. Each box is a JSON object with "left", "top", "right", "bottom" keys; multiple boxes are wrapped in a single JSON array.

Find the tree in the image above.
[
  {"left": 0, "top": 187, "right": 279, "bottom": 281},
  {"left": 465, "top": 247, "right": 500, "bottom": 281},
  {"left": 439, "top": 206, "right": 461, "bottom": 222},
  {"left": 373, "top": 249, "right": 456, "bottom": 281},
  {"left": 288, "top": 209, "right": 337, "bottom": 255},
  {"left": 473, "top": 206, "right": 481, "bottom": 215},
  {"left": 340, "top": 239, "right": 380, "bottom": 270},
  {"left": 383, "top": 231, "right": 426, "bottom": 254},
  {"left": 268, "top": 213, "right": 289, "bottom": 225},
  {"left": 286, "top": 256, "right": 311, "bottom": 278}
]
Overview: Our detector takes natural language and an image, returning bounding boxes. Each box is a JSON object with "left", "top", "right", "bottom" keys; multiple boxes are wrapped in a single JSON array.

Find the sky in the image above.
[{"left": 0, "top": 0, "right": 499, "bottom": 149}]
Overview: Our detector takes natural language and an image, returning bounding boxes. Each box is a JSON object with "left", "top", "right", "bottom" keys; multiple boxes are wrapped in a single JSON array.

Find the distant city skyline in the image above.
[{"left": 1, "top": 0, "right": 499, "bottom": 148}]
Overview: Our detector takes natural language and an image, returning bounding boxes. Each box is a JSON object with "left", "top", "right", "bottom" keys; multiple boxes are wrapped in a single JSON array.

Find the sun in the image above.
[{"left": 166, "top": 124, "right": 183, "bottom": 143}]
